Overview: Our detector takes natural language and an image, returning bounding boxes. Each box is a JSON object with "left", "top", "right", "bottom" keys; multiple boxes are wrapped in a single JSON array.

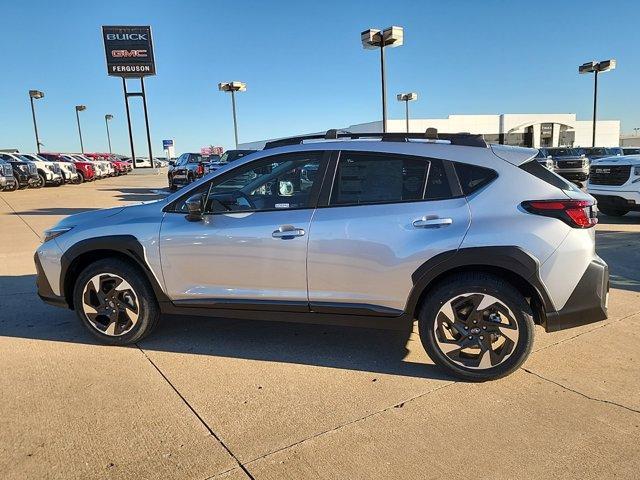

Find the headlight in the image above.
[
  {"left": 42, "top": 226, "right": 73, "bottom": 243},
  {"left": 582, "top": 159, "right": 589, "bottom": 167},
  {"left": 634, "top": 166, "right": 640, "bottom": 176}
]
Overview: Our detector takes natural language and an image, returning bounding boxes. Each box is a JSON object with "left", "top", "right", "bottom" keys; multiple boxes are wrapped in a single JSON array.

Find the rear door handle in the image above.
[
  {"left": 272, "top": 225, "right": 306, "bottom": 239},
  {"left": 412, "top": 217, "right": 453, "bottom": 229}
]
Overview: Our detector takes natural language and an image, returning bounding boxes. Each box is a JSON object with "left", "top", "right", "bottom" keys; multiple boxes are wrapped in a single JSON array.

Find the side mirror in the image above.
[{"left": 185, "top": 194, "right": 204, "bottom": 222}]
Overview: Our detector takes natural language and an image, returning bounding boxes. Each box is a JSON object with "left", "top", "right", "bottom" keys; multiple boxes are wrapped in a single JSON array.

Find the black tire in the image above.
[
  {"left": 77, "top": 173, "right": 85, "bottom": 184},
  {"left": 33, "top": 173, "right": 46, "bottom": 188},
  {"left": 5, "top": 181, "right": 18, "bottom": 192},
  {"left": 168, "top": 177, "right": 177, "bottom": 191},
  {"left": 73, "top": 258, "right": 160, "bottom": 345},
  {"left": 418, "top": 272, "right": 534, "bottom": 382},
  {"left": 598, "top": 205, "right": 629, "bottom": 217}
]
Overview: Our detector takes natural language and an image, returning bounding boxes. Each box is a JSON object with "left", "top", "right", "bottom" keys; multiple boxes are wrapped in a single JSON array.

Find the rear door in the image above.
[{"left": 307, "top": 150, "right": 471, "bottom": 315}]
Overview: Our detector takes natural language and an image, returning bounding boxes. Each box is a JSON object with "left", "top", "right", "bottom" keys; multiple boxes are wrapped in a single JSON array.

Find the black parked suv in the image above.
[
  {"left": 168, "top": 153, "right": 205, "bottom": 191},
  {"left": 0, "top": 153, "right": 39, "bottom": 189}
]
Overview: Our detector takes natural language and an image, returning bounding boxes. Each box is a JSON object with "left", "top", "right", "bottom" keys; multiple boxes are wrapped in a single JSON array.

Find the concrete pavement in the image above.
[{"left": 1, "top": 175, "right": 639, "bottom": 479}]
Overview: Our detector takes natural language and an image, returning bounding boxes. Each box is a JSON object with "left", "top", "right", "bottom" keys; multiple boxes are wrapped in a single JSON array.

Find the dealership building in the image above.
[{"left": 241, "top": 113, "right": 620, "bottom": 149}]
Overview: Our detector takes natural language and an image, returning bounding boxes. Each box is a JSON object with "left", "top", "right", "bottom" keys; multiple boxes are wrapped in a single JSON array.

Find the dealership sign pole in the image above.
[{"left": 102, "top": 26, "right": 156, "bottom": 168}]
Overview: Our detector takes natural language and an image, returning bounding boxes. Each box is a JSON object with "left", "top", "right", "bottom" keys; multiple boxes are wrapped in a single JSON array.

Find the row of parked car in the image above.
[
  {"left": 167, "top": 149, "right": 256, "bottom": 190},
  {"left": 534, "top": 146, "right": 640, "bottom": 217},
  {"left": 534, "top": 146, "right": 636, "bottom": 184},
  {"left": 0, "top": 152, "right": 133, "bottom": 191}
]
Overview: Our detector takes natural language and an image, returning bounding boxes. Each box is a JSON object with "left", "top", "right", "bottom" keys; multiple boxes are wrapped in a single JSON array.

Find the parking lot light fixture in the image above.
[
  {"left": 579, "top": 59, "right": 616, "bottom": 147},
  {"left": 361, "top": 26, "right": 404, "bottom": 133},
  {"left": 218, "top": 81, "right": 247, "bottom": 148},
  {"left": 75, "top": 105, "right": 87, "bottom": 154},
  {"left": 105, "top": 114, "right": 114, "bottom": 154},
  {"left": 396, "top": 92, "right": 418, "bottom": 133},
  {"left": 29, "top": 90, "right": 45, "bottom": 153}
]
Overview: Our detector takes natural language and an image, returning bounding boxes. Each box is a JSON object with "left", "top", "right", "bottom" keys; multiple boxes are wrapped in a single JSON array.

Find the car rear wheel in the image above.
[
  {"left": 418, "top": 272, "right": 534, "bottom": 381},
  {"left": 598, "top": 205, "right": 629, "bottom": 217},
  {"left": 73, "top": 258, "right": 160, "bottom": 345}
]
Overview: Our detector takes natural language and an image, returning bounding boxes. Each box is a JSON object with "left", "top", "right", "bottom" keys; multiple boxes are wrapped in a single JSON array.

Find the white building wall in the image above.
[{"left": 240, "top": 114, "right": 620, "bottom": 149}]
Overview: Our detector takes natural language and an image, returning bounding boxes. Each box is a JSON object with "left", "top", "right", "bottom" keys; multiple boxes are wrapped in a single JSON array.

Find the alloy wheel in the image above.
[
  {"left": 81, "top": 273, "right": 140, "bottom": 336},
  {"left": 433, "top": 293, "right": 519, "bottom": 370}
]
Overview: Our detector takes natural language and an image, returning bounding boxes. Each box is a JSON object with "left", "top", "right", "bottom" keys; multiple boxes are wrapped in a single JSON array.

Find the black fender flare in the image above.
[
  {"left": 405, "top": 246, "right": 555, "bottom": 317},
  {"left": 60, "top": 235, "right": 170, "bottom": 307}
]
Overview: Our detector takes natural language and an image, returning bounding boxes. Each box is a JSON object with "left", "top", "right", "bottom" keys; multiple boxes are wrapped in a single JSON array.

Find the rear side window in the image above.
[
  {"left": 330, "top": 152, "right": 452, "bottom": 206},
  {"left": 454, "top": 163, "right": 497, "bottom": 195},
  {"left": 520, "top": 160, "right": 577, "bottom": 191}
]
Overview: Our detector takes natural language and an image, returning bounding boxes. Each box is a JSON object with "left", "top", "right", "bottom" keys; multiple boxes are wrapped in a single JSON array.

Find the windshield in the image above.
[
  {"left": 607, "top": 148, "right": 623, "bottom": 155},
  {"left": 623, "top": 148, "right": 640, "bottom": 155},
  {"left": 219, "top": 150, "right": 256, "bottom": 163},
  {"left": 582, "top": 148, "right": 608, "bottom": 156},
  {"left": 547, "top": 148, "right": 578, "bottom": 157}
]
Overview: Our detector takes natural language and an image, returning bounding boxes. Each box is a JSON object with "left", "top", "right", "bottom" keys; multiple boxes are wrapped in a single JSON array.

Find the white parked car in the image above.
[
  {"left": 588, "top": 154, "right": 640, "bottom": 216},
  {"left": 15, "top": 153, "right": 63, "bottom": 187}
]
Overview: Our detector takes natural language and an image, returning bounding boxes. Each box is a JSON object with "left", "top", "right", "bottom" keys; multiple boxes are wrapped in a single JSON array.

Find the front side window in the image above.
[
  {"left": 171, "top": 152, "right": 323, "bottom": 214},
  {"left": 329, "top": 151, "right": 451, "bottom": 206}
]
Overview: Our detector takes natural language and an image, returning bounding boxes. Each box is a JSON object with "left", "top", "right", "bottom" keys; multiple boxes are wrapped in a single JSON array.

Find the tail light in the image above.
[
  {"left": 197, "top": 164, "right": 204, "bottom": 176},
  {"left": 521, "top": 199, "right": 598, "bottom": 228}
]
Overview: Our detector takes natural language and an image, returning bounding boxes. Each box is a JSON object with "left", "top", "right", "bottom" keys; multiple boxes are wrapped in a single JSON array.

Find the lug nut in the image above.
[
  {"left": 468, "top": 336, "right": 473, "bottom": 340},
  {"left": 482, "top": 326, "right": 487, "bottom": 330},
  {"left": 480, "top": 336, "right": 484, "bottom": 340}
]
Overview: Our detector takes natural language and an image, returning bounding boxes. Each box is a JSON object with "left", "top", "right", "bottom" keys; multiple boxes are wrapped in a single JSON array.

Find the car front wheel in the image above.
[
  {"left": 419, "top": 272, "right": 534, "bottom": 381},
  {"left": 73, "top": 258, "right": 160, "bottom": 345}
]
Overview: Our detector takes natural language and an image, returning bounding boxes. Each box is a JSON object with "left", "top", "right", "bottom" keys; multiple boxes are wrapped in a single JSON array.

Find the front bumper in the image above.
[
  {"left": 0, "top": 176, "right": 17, "bottom": 190},
  {"left": 557, "top": 168, "right": 589, "bottom": 182},
  {"left": 543, "top": 258, "right": 609, "bottom": 332},
  {"left": 34, "top": 251, "right": 68, "bottom": 308}
]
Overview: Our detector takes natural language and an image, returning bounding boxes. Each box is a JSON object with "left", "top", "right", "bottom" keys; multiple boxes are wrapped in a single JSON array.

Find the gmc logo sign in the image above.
[
  {"left": 595, "top": 169, "right": 610, "bottom": 174},
  {"left": 112, "top": 49, "right": 148, "bottom": 58}
]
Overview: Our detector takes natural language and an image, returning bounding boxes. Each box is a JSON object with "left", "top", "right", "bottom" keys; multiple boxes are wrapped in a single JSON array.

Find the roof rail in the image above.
[{"left": 263, "top": 129, "right": 487, "bottom": 149}]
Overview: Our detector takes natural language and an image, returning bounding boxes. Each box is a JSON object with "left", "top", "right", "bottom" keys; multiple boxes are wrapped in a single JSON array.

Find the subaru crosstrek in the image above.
[{"left": 35, "top": 131, "right": 609, "bottom": 381}]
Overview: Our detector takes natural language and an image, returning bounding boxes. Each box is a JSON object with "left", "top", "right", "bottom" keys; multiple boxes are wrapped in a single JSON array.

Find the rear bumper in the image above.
[{"left": 543, "top": 258, "right": 609, "bottom": 332}]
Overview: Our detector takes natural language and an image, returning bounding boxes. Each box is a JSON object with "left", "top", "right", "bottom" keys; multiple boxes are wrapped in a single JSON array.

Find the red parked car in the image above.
[
  {"left": 41, "top": 153, "right": 96, "bottom": 183},
  {"left": 85, "top": 153, "right": 130, "bottom": 175}
]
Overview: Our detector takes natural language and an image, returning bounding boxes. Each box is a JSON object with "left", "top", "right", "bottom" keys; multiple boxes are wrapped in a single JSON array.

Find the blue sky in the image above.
[{"left": 1, "top": 0, "right": 638, "bottom": 155}]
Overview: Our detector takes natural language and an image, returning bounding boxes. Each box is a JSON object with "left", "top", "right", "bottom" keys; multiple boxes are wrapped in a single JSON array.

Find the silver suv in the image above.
[{"left": 35, "top": 131, "right": 608, "bottom": 381}]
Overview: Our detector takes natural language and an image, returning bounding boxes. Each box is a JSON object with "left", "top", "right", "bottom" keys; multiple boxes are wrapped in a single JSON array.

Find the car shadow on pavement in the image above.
[
  {"left": 0, "top": 275, "right": 449, "bottom": 381},
  {"left": 12, "top": 207, "right": 101, "bottom": 216},
  {"left": 596, "top": 230, "right": 640, "bottom": 293},
  {"left": 99, "top": 187, "right": 169, "bottom": 203},
  {"left": 597, "top": 211, "right": 640, "bottom": 225}
]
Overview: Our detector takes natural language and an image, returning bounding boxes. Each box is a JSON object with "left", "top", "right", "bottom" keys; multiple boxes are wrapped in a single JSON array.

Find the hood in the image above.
[
  {"left": 590, "top": 155, "right": 640, "bottom": 166},
  {"left": 55, "top": 205, "right": 126, "bottom": 228}
]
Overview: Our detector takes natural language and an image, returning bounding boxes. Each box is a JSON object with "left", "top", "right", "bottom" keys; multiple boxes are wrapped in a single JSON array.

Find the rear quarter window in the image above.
[
  {"left": 519, "top": 160, "right": 577, "bottom": 192},
  {"left": 454, "top": 163, "right": 498, "bottom": 195}
]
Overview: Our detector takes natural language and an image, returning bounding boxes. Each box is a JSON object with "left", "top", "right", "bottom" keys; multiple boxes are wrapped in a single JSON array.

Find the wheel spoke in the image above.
[
  {"left": 433, "top": 292, "right": 520, "bottom": 370},
  {"left": 82, "top": 273, "right": 139, "bottom": 338}
]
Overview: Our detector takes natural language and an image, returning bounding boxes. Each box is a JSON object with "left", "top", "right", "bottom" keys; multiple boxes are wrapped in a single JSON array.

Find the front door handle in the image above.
[
  {"left": 412, "top": 217, "right": 453, "bottom": 229},
  {"left": 272, "top": 225, "right": 306, "bottom": 239}
]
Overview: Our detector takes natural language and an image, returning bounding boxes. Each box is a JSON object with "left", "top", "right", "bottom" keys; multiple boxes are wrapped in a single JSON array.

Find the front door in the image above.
[
  {"left": 159, "top": 151, "right": 327, "bottom": 308},
  {"left": 307, "top": 150, "right": 471, "bottom": 315}
]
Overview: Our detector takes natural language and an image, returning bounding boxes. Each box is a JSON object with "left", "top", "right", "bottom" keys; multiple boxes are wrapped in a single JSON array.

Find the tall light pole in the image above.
[
  {"left": 29, "top": 90, "right": 44, "bottom": 153},
  {"left": 218, "top": 81, "right": 246, "bottom": 148},
  {"left": 633, "top": 127, "right": 640, "bottom": 136},
  {"left": 75, "top": 105, "right": 87, "bottom": 153},
  {"left": 361, "top": 26, "right": 404, "bottom": 133},
  {"left": 397, "top": 92, "right": 418, "bottom": 133},
  {"left": 104, "top": 114, "right": 114, "bottom": 154},
  {"left": 579, "top": 59, "right": 616, "bottom": 147}
]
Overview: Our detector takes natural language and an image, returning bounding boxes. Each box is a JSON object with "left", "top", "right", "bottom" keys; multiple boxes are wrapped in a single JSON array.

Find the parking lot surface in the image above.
[{"left": 1, "top": 174, "right": 639, "bottom": 480}]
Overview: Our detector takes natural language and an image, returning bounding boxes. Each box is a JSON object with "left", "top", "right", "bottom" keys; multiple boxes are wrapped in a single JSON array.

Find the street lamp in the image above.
[
  {"left": 75, "top": 105, "right": 87, "bottom": 153},
  {"left": 29, "top": 90, "right": 44, "bottom": 153},
  {"left": 396, "top": 92, "right": 418, "bottom": 133},
  {"left": 104, "top": 114, "right": 113, "bottom": 154},
  {"left": 218, "top": 81, "right": 246, "bottom": 148},
  {"left": 361, "top": 26, "right": 404, "bottom": 133},
  {"left": 633, "top": 127, "right": 640, "bottom": 136},
  {"left": 579, "top": 59, "right": 616, "bottom": 147}
]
